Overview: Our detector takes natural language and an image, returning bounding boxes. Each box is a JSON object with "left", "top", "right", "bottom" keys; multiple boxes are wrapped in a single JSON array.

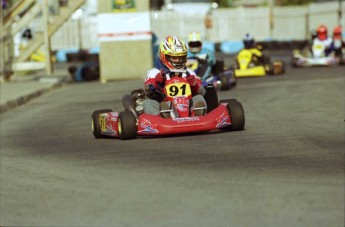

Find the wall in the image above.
[
  {"left": 97, "top": 0, "right": 151, "bottom": 82},
  {"left": 49, "top": 1, "right": 344, "bottom": 51}
]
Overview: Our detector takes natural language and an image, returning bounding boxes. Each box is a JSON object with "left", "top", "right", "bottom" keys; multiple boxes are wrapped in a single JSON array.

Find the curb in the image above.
[{"left": 0, "top": 83, "right": 63, "bottom": 115}]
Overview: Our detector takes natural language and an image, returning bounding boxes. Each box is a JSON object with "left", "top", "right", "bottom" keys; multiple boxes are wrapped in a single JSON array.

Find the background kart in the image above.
[
  {"left": 291, "top": 43, "right": 342, "bottom": 67},
  {"left": 233, "top": 49, "right": 285, "bottom": 77},
  {"left": 186, "top": 56, "right": 237, "bottom": 90},
  {"left": 91, "top": 80, "right": 245, "bottom": 140}
]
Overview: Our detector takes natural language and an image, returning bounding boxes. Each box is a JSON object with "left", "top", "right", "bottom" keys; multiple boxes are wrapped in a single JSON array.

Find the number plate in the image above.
[{"left": 165, "top": 82, "right": 192, "bottom": 98}]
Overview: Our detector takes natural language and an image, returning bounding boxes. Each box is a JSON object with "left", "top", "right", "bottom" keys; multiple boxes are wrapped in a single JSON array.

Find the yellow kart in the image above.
[{"left": 233, "top": 48, "right": 285, "bottom": 77}]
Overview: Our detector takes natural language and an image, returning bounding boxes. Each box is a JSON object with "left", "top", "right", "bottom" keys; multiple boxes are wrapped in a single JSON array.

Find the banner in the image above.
[
  {"left": 97, "top": 12, "right": 151, "bottom": 42},
  {"left": 112, "top": 0, "right": 136, "bottom": 12}
]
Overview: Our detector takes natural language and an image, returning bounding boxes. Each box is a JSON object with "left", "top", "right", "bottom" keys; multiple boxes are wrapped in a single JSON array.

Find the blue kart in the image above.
[{"left": 187, "top": 56, "right": 237, "bottom": 90}]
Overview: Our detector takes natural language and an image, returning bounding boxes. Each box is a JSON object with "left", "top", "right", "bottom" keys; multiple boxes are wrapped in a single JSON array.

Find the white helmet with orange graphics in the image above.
[
  {"left": 159, "top": 36, "right": 188, "bottom": 72},
  {"left": 188, "top": 32, "right": 202, "bottom": 54}
]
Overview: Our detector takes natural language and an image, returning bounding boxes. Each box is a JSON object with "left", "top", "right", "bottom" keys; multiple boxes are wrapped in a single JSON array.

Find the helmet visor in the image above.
[
  {"left": 166, "top": 55, "right": 187, "bottom": 68},
  {"left": 189, "top": 41, "right": 202, "bottom": 48}
]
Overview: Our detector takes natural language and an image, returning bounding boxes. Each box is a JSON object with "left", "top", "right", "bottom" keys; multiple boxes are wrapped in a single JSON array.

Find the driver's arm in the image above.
[
  {"left": 144, "top": 69, "right": 165, "bottom": 100},
  {"left": 185, "top": 69, "right": 206, "bottom": 96}
]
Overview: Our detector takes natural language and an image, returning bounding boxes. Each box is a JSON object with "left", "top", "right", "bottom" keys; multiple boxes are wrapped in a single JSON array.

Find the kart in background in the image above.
[
  {"left": 91, "top": 75, "right": 245, "bottom": 140},
  {"left": 291, "top": 42, "right": 341, "bottom": 67},
  {"left": 186, "top": 55, "right": 237, "bottom": 90},
  {"left": 233, "top": 48, "right": 285, "bottom": 77}
]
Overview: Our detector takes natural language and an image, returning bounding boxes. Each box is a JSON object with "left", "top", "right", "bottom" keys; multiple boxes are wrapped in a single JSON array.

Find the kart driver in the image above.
[
  {"left": 330, "top": 25, "right": 344, "bottom": 58},
  {"left": 242, "top": 33, "right": 270, "bottom": 66},
  {"left": 143, "top": 35, "right": 207, "bottom": 118},
  {"left": 187, "top": 32, "right": 216, "bottom": 79},
  {"left": 312, "top": 25, "right": 333, "bottom": 56}
]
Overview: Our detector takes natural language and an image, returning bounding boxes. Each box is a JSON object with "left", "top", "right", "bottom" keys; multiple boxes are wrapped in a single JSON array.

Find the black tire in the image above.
[
  {"left": 291, "top": 58, "right": 298, "bottom": 67},
  {"left": 266, "top": 63, "right": 274, "bottom": 75},
  {"left": 212, "top": 58, "right": 225, "bottom": 75},
  {"left": 273, "top": 60, "right": 285, "bottom": 75},
  {"left": 91, "top": 109, "right": 113, "bottom": 138},
  {"left": 230, "top": 73, "right": 237, "bottom": 87},
  {"left": 118, "top": 110, "right": 137, "bottom": 140},
  {"left": 220, "top": 99, "right": 245, "bottom": 131},
  {"left": 220, "top": 74, "right": 229, "bottom": 90},
  {"left": 280, "top": 61, "right": 285, "bottom": 74},
  {"left": 203, "top": 84, "right": 219, "bottom": 113}
]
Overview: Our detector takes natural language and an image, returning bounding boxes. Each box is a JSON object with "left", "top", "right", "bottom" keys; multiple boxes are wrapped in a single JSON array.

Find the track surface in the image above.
[{"left": 1, "top": 61, "right": 344, "bottom": 226}]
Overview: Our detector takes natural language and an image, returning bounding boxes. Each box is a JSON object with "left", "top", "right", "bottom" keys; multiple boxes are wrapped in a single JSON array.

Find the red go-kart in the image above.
[{"left": 91, "top": 75, "right": 245, "bottom": 140}]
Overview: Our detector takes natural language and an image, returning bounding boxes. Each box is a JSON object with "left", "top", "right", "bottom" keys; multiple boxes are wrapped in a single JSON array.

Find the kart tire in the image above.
[
  {"left": 118, "top": 110, "right": 137, "bottom": 140},
  {"left": 204, "top": 84, "right": 219, "bottom": 113},
  {"left": 91, "top": 109, "right": 113, "bottom": 138},
  {"left": 228, "top": 71, "right": 237, "bottom": 87},
  {"left": 221, "top": 99, "right": 245, "bottom": 131},
  {"left": 281, "top": 62, "right": 286, "bottom": 74},
  {"left": 274, "top": 61, "right": 285, "bottom": 74},
  {"left": 220, "top": 74, "right": 229, "bottom": 91},
  {"left": 291, "top": 55, "right": 298, "bottom": 67},
  {"left": 265, "top": 63, "right": 274, "bottom": 75}
]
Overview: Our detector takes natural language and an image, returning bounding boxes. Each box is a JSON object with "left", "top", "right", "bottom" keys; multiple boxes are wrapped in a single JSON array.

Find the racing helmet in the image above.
[
  {"left": 188, "top": 32, "right": 202, "bottom": 54},
  {"left": 243, "top": 33, "right": 255, "bottom": 49},
  {"left": 159, "top": 36, "right": 187, "bottom": 70},
  {"left": 316, "top": 25, "right": 328, "bottom": 41},
  {"left": 333, "top": 26, "right": 342, "bottom": 40}
]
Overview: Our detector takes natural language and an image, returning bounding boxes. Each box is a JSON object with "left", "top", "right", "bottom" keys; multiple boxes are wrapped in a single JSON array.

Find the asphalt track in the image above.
[{"left": 0, "top": 59, "right": 344, "bottom": 226}]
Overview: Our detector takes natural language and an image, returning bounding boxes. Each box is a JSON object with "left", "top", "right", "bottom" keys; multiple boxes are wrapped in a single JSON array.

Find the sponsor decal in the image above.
[
  {"left": 138, "top": 118, "right": 159, "bottom": 133},
  {"left": 176, "top": 103, "right": 188, "bottom": 112},
  {"left": 174, "top": 97, "right": 189, "bottom": 112},
  {"left": 99, "top": 114, "right": 107, "bottom": 132},
  {"left": 216, "top": 111, "right": 231, "bottom": 128},
  {"left": 112, "top": 0, "right": 136, "bottom": 12},
  {"left": 172, "top": 116, "right": 200, "bottom": 123},
  {"left": 101, "top": 112, "right": 118, "bottom": 136}
]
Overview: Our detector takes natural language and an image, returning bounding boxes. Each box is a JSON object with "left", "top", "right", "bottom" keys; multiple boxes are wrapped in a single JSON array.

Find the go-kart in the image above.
[
  {"left": 233, "top": 48, "right": 285, "bottom": 77},
  {"left": 292, "top": 42, "right": 341, "bottom": 67},
  {"left": 186, "top": 54, "right": 237, "bottom": 90},
  {"left": 91, "top": 75, "right": 245, "bottom": 140}
]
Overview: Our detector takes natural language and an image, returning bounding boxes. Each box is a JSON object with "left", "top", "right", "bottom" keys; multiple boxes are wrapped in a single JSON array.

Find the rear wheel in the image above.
[
  {"left": 91, "top": 109, "right": 113, "bottom": 138},
  {"left": 118, "top": 110, "right": 137, "bottom": 140},
  {"left": 228, "top": 70, "right": 237, "bottom": 87},
  {"left": 220, "top": 99, "right": 245, "bottom": 131},
  {"left": 273, "top": 61, "right": 285, "bottom": 74},
  {"left": 220, "top": 74, "right": 229, "bottom": 90}
]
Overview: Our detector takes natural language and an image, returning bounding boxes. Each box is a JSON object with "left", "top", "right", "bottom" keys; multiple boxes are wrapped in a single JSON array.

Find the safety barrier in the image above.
[{"left": 46, "top": 1, "right": 343, "bottom": 53}]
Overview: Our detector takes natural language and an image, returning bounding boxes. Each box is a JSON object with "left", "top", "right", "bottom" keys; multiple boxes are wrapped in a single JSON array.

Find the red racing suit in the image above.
[{"left": 144, "top": 67, "right": 205, "bottom": 102}]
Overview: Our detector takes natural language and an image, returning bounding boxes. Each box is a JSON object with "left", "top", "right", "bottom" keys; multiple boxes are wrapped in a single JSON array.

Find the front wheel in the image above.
[
  {"left": 220, "top": 99, "right": 245, "bottom": 131},
  {"left": 91, "top": 109, "right": 113, "bottom": 138},
  {"left": 118, "top": 110, "right": 137, "bottom": 140}
]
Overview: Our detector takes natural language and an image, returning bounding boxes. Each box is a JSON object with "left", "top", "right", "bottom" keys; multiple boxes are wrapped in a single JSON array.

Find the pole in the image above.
[
  {"left": 43, "top": 0, "right": 53, "bottom": 76},
  {"left": 268, "top": 0, "right": 274, "bottom": 39},
  {"left": 339, "top": 0, "right": 342, "bottom": 26}
]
